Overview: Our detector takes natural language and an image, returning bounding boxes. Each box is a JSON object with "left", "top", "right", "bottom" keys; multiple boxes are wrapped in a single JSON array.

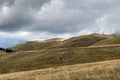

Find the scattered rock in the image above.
[{"left": 55, "top": 51, "right": 74, "bottom": 64}]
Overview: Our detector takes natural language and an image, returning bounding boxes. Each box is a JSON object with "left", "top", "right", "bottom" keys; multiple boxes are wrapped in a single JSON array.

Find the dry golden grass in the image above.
[
  {"left": 1, "top": 43, "right": 120, "bottom": 74},
  {"left": 0, "top": 59, "right": 119, "bottom": 80},
  {"left": 0, "top": 51, "right": 7, "bottom": 54}
]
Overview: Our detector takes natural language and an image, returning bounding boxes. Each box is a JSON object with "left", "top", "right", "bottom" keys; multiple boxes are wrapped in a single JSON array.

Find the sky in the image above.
[{"left": 0, "top": 0, "right": 120, "bottom": 40}]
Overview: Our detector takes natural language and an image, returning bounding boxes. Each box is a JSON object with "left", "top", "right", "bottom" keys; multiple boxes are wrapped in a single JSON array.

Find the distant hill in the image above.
[
  {"left": 0, "top": 38, "right": 26, "bottom": 48},
  {"left": 11, "top": 33, "right": 118, "bottom": 51},
  {"left": 9, "top": 33, "right": 116, "bottom": 52}
]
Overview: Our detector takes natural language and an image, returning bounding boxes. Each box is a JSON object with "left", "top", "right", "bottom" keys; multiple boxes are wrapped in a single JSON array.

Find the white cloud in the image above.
[{"left": 2, "top": 5, "right": 10, "bottom": 15}]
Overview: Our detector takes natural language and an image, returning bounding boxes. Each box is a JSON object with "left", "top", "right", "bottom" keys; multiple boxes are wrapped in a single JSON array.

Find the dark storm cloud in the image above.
[
  {"left": 0, "top": 0, "right": 120, "bottom": 40},
  {"left": 0, "top": 0, "right": 50, "bottom": 31},
  {"left": 0, "top": 0, "right": 15, "bottom": 7},
  {"left": 29, "top": 0, "right": 120, "bottom": 34}
]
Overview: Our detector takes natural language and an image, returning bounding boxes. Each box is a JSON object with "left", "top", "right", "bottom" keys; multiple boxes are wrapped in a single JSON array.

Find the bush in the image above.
[
  {"left": 0, "top": 48, "right": 5, "bottom": 50},
  {"left": 5, "top": 49, "right": 14, "bottom": 53}
]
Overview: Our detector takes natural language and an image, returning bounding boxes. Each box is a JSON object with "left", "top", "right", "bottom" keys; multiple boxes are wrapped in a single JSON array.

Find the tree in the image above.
[
  {"left": 0, "top": 48, "right": 5, "bottom": 50},
  {"left": 5, "top": 49, "right": 14, "bottom": 53}
]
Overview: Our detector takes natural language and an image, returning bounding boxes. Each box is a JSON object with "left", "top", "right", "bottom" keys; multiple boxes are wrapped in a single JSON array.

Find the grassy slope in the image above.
[
  {"left": 0, "top": 34, "right": 120, "bottom": 74},
  {"left": 0, "top": 59, "right": 120, "bottom": 80},
  {"left": 93, "top": 35, "right": 120, "bottom": 46},
  {"left": 0, "top": 51, "right": 7, "bottom": 58},
  {"left": 0, "top": 44, "right": 120, "bottom": 74}
]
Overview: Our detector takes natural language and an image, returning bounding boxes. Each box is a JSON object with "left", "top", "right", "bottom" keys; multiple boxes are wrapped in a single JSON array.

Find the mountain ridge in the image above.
[{"left": 11, "top": 33, "right": 119, "bottom": 51}]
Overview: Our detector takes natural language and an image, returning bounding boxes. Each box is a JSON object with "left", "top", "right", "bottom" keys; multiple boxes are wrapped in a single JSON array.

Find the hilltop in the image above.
[{"left": 11, "top": 33, "right": 114, "bottom": 51}]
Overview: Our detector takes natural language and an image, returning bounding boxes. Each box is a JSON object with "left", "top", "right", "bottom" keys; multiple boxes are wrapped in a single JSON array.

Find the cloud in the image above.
[
  {"left": 0, "top": 0, "right": 120, "bottom": 40},
  {"left": 0, "top": 0, "right": 50, "bottom": 32},
  {"left": 0, "top": 0, "right": 15, "bottom": 7}
]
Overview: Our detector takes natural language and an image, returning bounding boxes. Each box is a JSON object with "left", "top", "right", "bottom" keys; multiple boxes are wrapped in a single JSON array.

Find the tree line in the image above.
[{"left": 0, "top": 48, "right": 14, "bottom": 53}]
